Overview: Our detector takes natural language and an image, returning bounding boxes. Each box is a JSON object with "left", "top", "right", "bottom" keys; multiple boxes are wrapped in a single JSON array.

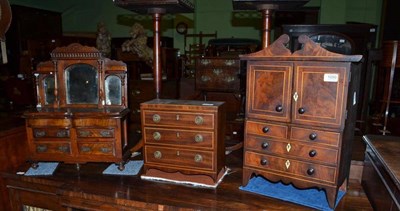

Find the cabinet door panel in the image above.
[
  {"left": 246, "top": 62, "right": 292, "bottom": 122},
  {"left": 292, "top": 62, "right": 349, "bottom": 128}
]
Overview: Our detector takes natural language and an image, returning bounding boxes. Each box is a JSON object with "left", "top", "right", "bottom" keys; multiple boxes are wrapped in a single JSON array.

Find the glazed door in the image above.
[
  {"left": 292, "top": 62, "right": 350, "bottom": 128},
  {"left": 246, "top": 61, "right": 292, "bottom": 122}
]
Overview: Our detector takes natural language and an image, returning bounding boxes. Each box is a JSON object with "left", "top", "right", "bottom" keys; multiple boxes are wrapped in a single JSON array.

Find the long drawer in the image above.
[
  {"left": 245, "top": 135, "right": 338, "bottom": 165},
  {"left": 144, "top": 146, "right": 214, "bottom": 171},
  {"left": 143, "top": 127, "right": 214, "bottom": 149},
  {"left": 142, "top": 111, "right": 215, "bottom": 130},
  {"left": 244, "top": 151, "right": 337, "bottom": 184}
]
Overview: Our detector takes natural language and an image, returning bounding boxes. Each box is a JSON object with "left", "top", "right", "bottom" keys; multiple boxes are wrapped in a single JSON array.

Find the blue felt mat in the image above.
[
  {"left": 24, "top": 162, "right": 59, "bottom": 176},
  {"left": 103, "top": 160, "right": 143, "bottom": 176},
  {"left": 240, "top": 176, "right": 345, "bottom": 211}
]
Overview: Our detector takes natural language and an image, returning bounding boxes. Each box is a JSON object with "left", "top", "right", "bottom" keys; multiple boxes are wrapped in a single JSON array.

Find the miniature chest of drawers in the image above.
[
  {"left": 140, "top": 99, "right": 226, "bottom": 185},
  {"left": 195, "top": 57, "right": 242, "bottom": 92},
  {"left": 241, "top": 35, "right": 362, "bottom": 209}
]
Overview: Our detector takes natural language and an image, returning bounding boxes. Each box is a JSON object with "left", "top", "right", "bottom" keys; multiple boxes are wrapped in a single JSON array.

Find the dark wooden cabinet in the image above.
[
  {"left": 23, "top": 44, "right": 132, "bottom": 170},
  {"left": 140, "top": 99, "right": 226, "bottom": 185},
  {"left": 6, "top": 5, "right": 62, "bottom": 75},
  {"left": 241, "top": 34, "right": 362, "bottom": 209}
]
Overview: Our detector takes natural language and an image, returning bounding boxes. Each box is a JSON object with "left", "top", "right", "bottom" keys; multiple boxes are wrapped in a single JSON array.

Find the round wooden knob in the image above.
[
  {"left": 261, "top": 142, "right": 269, "bottom": 149},
  {"left": 309, "top": 133, "right": 317, "bottom": 140},
  {"left": 307, "top": 168, "right": 315, "bottom": 175},
  {"left": 309, "top": 150, "right": 317, "bottom": 157},
  {"left": 275, "top": 105, "right": 283, "bottom": 112},
  {"left": 260, "top": 159, "right": 268, "bottom": 166}
]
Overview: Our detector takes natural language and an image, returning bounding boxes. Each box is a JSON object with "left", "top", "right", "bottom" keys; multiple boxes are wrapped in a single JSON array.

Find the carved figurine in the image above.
[
  {"left": 96, "top": 22, "right": 112, "bottom": 58},
  {"left": 121, "top": 23, "right": 153, "bottom": 68}
]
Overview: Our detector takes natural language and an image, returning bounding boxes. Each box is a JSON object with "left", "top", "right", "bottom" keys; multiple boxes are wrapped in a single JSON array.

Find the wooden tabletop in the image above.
[
  {"left": 363, "top": 134, "right": 400, "bottom": 191},
  {"left": 1, "top": 148, "right": 373, "bottom": 210}
]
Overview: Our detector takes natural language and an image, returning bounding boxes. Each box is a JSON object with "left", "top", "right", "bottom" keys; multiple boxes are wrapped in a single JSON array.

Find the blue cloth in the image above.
[
  {"left": 24, "top": 162, "right": 59, "bottom": 176},
  {"left": 102, "top": 160, "right": 143, "bottom": 176},
  {"left": 239, "top": 176, "right": 345, "bottom": 211}
]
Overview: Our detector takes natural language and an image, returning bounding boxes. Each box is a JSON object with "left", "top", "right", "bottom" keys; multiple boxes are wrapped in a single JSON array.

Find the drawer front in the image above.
[
  {"left": 244, "top": 151, "right": 336, "bottom": 184},
  {"left": 27, "top": 118, "right": 71, "bottom": 127},
  {"left": 245, "top": 120, "right": 288, "bottom": 139},
  {"left": 76, "top": 128, "right": 115, "bottom": 138},
  {"left": 245, "top": 135, "right": 338, "bottom": 165},
  {"left": 142, "top": 111, "right": 214, "bottom": 130},
  {"left": 34, "top": 143, "right": 71, "bottom": 155},
  {"left": 144, "top": 127, "right": 213, "bottom": 149},
  {"left": 290, "top": 127, "right": 340, "bottom": 147},
  {"left": 32, "top": 128, "right": 70, "bottom": 138},
  {"left": 78, "top": 143, "right": 114, "bottom": 155},
  {"left": 196, "top": 66, "right": 240, "bottom": 92},
  {"left": 145, "top": 146, "right": 213, "bottom": 170},
  {"left": 74, "top": 119, "right": 117, "bottom": 127}
]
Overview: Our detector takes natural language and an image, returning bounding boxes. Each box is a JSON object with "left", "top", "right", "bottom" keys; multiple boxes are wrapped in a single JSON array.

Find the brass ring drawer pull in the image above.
[
  {"left": 36, "top": 145, "right": 47, "bottom": 152},
  {"left": 153, "top": 114, "right": 161, "bottom": 123},
  {"left": 153, "top": 132, "right": 161, "bottom": 141},
  {"left": 100, "top": 130, "right": 113, "bottom": 137},
  {"left": 56, "top": 130, "right": 69, "bottom": 137},
  {"left": 79, "top": 131, "right": 91, "bottom": 137},
  {"left": 154, "top": 151, "right": 162, "bottom": 159},
  {"left": 194, "top": 134, "right": 203, "bottom": 143},
  {"left": 194, "top": 154, "right": 203, "bottom": 163},
  {"left": 101, "top": 147, "right": 111, "bottom": 153},
  {"left": 58, "top": 146, "right": 69, "bottom": 153},
  {"left": 34, "top": 130, "right": 46, "bottom": 138},
  {"left": 81, "top": 146, "right": 91, "bottom": 152},
  {"left": 194, "top": 116, "right": 204, "bottom": 125}
]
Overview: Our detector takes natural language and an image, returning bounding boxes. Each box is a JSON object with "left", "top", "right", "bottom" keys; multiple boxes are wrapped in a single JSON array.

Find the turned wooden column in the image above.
[
  {"left": 149, "top": 8, "right": 165, "bottom": 99},
  {"left": 258, "top": 5, "right": 278, "bottom": 48}
]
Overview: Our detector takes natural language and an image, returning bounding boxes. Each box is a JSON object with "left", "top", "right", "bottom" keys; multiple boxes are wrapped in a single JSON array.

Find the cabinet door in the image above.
[
  {"left": 246, "top": 61, "right": 292, "bottom": 122},
  {"left": 292, "top": 62, "right": 350, "bottom": 128}
]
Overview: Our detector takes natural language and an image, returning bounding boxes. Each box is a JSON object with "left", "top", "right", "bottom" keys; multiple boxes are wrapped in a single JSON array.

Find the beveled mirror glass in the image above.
[
  {"left": 105, "top": 75, "right": 122, "bottom": 105},
  {"left": 43, "top": 75, "right": 55, "bottom": 105},
  {"left": 65, "top": 64, "right": 99, "bottom": 104}
]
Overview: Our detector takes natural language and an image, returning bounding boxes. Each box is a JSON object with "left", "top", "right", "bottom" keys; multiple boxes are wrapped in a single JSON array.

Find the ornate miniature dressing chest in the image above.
[
  {"left": 140, "top": 99, "right": 226, "bottom": 185},
  {"left": 241, "top": 35, "right": 362, "bottom": 208},
  {"left": 23, "top": 43, "right": 132, "bottom": 170}
]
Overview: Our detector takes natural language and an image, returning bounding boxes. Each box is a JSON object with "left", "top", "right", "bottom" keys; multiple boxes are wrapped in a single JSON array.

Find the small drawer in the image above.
[
  {"left": 33, "top": 128, "right": 70, "bottom": 138},
  {"left": 245, "top": 135, "right": 338, "bottom": 165},
  {"left": 145, "top": 146, "right": 213, "bottom": 171},
  {"left": 28, "top": 118, "right": 71, "bottom": 127},
  {"left": 245, "top": 120, "right": 288, "bottom": 139},
  {"left": 74, "top": 119, "right": 117, "bottom": 127},
  {"left": 290, "top": 127, "right": 340, "bottom": 147},
  {"left": 244, "top": 151, "right": 336, "bottom": 184},
  {"left": 34, "top": 143, "right": 71, "bottom": 154},
  {"left": 142, "top": 111, "right": 214, "bottom": 130},
  {"left": 78, "top": 143, "right": 114, "bottom": 155},
  {"left": 76, "top": 128, "right": 115, "bottom": 138},
  {"left": 143, "top": 127, "right": 214, "bottom": 149}
]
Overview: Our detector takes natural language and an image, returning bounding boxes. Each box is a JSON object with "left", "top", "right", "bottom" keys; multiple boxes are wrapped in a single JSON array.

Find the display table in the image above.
[
  {"left": 1, "top": 149, "right": 372, "bottom": 210},
  {"left": 362, "top": 135, "right": 400, "bottom": 210}
]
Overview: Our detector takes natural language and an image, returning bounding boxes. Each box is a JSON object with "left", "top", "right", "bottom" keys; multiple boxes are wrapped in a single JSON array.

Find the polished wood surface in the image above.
[
  {"left": 1, "top": 148, "right": 372, "bottom": 210},
  {"left": 362, "top": 135, "right": 400, "bottom": 210},
  {"left": 241, "top": 34, "right": 362, "bottom": 209}
]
